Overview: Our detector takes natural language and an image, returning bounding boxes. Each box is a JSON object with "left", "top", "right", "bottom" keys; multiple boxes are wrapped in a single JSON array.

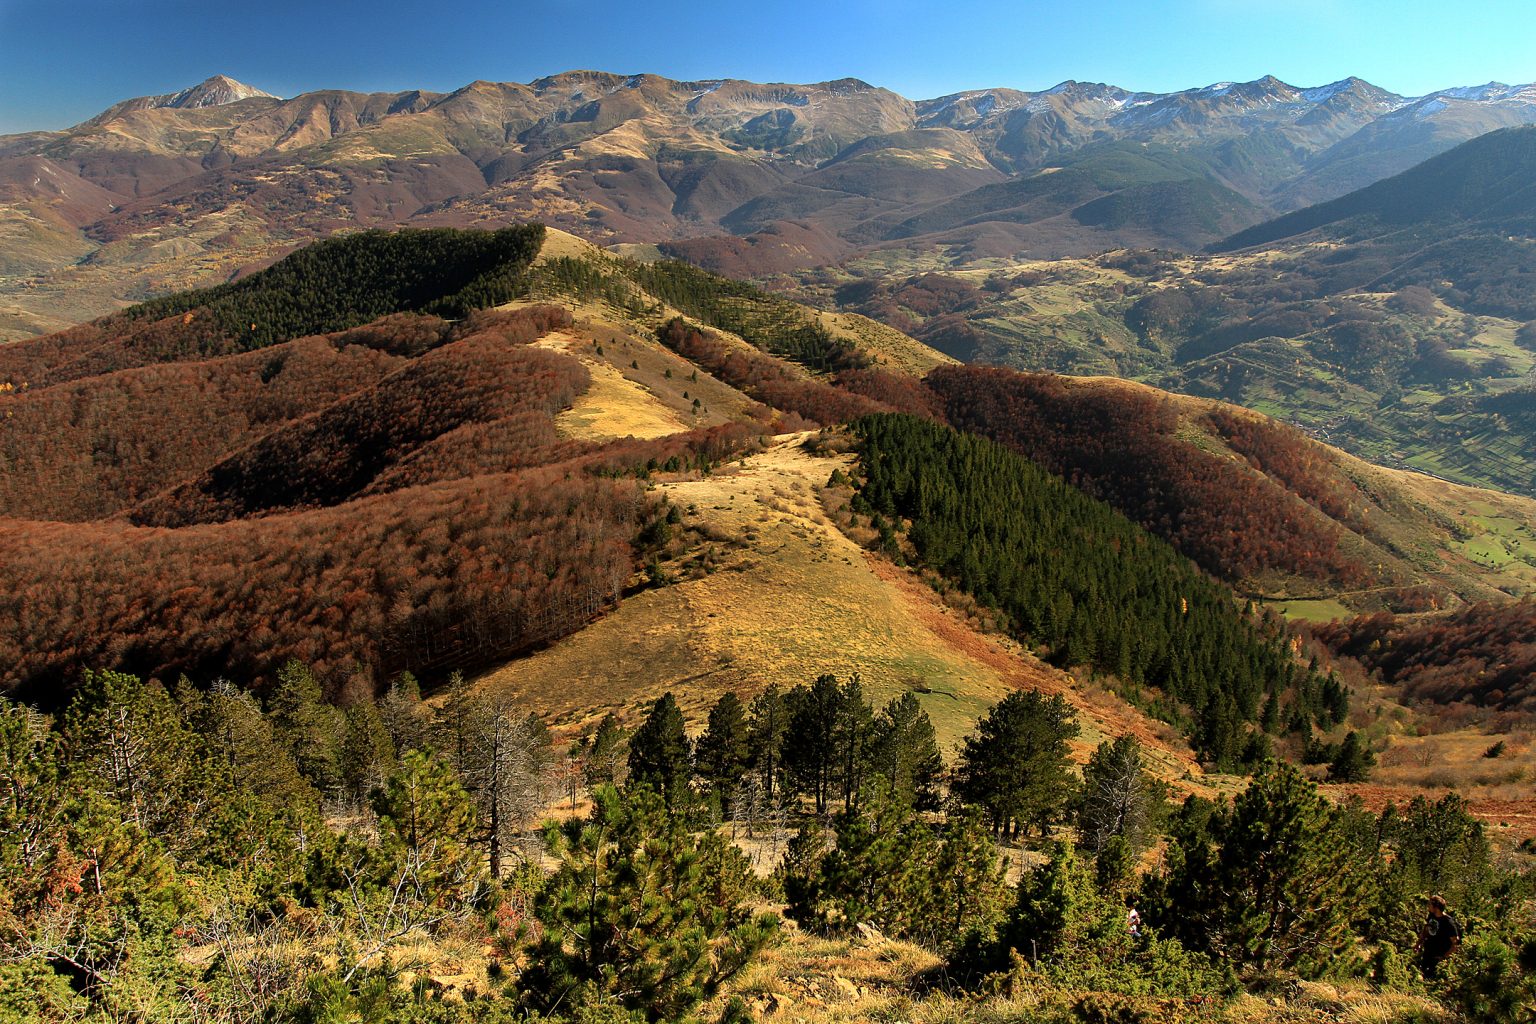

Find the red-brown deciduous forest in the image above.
[
  {"left": 0, "top": 337, "right": 406, "bottom": 521},
  {"left": 925, "top": 366, "right": 1374, "bottom": 588},
  {"left": 0, "top": 300, "right": 786, "bottom": 703},
  {"left": 656, "top": 318, "right": 896, "bottom": 427},
  {"left": 1313, "top": 600, "right": 1536, "bottom": 711},
  {"left": 0, "top": 464, "right": 648, "bottom": 704},
  {"left": 128, "top": 310, "right": 587, "bottom": 525}
]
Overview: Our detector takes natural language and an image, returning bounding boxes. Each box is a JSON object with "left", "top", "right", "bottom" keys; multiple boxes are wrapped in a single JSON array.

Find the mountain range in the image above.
[{"left": 6, "top": 69, "right": 1536, "bottom": 338}]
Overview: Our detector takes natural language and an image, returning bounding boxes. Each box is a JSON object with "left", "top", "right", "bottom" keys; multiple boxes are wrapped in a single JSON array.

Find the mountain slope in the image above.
[
  {"left": 8, "top": 224, "right": 1536, "bottom": 792},
  {"left": 814, "top": 125, "right": 1536, "bottom": 496},
  {"left": 1219, "top": 124, "right": 1536, "bottom": 251},
  {"left": 477, "top": 432, "right": 1200, "bottom": 775}
]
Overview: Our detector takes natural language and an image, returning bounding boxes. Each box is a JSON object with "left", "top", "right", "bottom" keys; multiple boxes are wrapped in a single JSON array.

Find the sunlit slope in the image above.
[{"left": 476, "top": 434, "right": 1205, "bottom": 785}]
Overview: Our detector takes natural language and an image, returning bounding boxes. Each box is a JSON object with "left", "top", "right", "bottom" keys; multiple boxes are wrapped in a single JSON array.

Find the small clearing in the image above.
[{"left": 537, "top": 330, "right": 693, "bottom": 440}]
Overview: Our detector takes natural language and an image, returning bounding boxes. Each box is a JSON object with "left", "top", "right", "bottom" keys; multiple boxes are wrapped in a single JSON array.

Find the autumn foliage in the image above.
[
  {"left": 1314, "top": 600, "right": 1536, "bottom": 711},
  {"left": 0, "top": 335, "right": 406, "bottom": 521},
  {"left": 0, "top": 463, "right": 648, "bottom": 703},
  {"left": 129, "top": 308, "right": 586, "bottom": 525},
  {"left": 656, "top": 317, "right": 894, "bottom": 427},
  {"left": 925, "top": 366, "right": 1372, "bottom": 587},
  {"left": 0, "top": 295, "right": 731, "bottom": 702}
]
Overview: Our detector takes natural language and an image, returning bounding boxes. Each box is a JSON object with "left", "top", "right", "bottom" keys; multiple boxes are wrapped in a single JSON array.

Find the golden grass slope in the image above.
[
  {"left": 813, "top": 308, "right": 958, "bottom": 376},
  {"left": 476, "top": 434, "right": 1204, "bottom": 789}
]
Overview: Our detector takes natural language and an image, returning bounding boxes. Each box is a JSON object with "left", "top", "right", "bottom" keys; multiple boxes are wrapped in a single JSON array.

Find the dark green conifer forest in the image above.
[{"left": 850, "top": 414, "right": 1332, "bottom": 767}]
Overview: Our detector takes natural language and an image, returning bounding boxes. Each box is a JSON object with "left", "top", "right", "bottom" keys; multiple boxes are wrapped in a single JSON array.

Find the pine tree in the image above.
[
  {"left": 833, "top": 677, "right": 875, "bottom": 812},
  {"left": 1387, "top": 792, "right": 1494, "bottom": 915},
  {"left": 783, "top": 675, "right": 853, "bottom": 815},
  {"left": 527, "top": 785, "right": 777, "bottom": 1020},
  {"left": 434, "top": 671, "right": 478, "bottom": 769},
  {"left": 869, "top": 692, "right": 944, "bottom": 810},
  {"left": 627, "top": 693, "right": 691, "bottom": 806},
  {"left": 746, "top": 685, "right": 788, "bottom": 801},
  {"left": 339, "top": 701, "right": 396, "bottom": 806},
  {"left": 1151, "top": 761, "right": 1368, "bottom": 977},
  {"left": 62, "top": 670, "right": 217, "bottom": 853},
  {"left": 695, "top": 693, "right": 751, "bottom": 817},
  {"left": 266, "top": 660, "right": 343, "bottom": 795},
  {"left": 1327, "top": 730, "right": 1375, "bottom": 783},
  {"left": 379, "top": 672, "right": 433, "bottom": 756},
  {"left": 918, "top": 809, "right": 1009, "bottom": 955},
  {"left": 954, "top": 691, "right": 1080, "bottom": 836},
  {"left": 0, "top": 698, "right": 66, "bottom": 885},
  {"left": 1007, "top": 841, "right": 1115, "bottom": 962},
  {"left": 806, "top": 780, "right": 935, "bottom": 936},
  {"left": 583, "top": 712, "right": 627, "bottom": 790},
  {"left": 188, "top": 679, "right": 317, "bottom": 813},
  {"left": 371, "top": 750, "right": 482, "bottom": 912}
]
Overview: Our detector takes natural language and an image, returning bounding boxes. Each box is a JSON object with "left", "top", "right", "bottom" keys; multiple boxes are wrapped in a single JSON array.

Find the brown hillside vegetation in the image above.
[
  {"left": 128, "top": 308, "right": 586, "bottom": 525},
  {"left": 0, "top": 270, "right": 781, "bottom": 702},
  {"left": 0, "top": 305, "right": 575, "bottom": 524},
  {"left": 0, "top": 462, "right": 647, "bottom": 704},
  {"left": 0, "top": 334, "right": 404, "bottom": 521},
  {"left": 925, "top": 366, "right": 1536, "bottom": 611},
  {"left": 1314, "top": 599, "right": 1536, "bottom": 712}
]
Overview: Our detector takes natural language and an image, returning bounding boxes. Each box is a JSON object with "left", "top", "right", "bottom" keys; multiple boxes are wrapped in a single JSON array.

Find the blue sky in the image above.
[{"left": 2, "top": 0, "right": 1534, "bottom": 133}]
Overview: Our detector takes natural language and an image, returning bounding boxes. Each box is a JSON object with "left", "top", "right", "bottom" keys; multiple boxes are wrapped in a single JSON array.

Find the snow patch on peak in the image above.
[
  {"left": 1301, "top": 79, "right": 1356, "bottom": 103},
  {"left": 1431, "top": 82, "right": 1536, "bottom": 104},
  {"left": 1435, "top": 82, "right": 1510, "bottom": 101},
  {"left": 165, "top": 75, "right": 277, "bottom": 109}
]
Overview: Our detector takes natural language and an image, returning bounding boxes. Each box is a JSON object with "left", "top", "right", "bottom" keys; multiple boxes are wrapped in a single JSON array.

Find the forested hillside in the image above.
[
  {"left": 0, "top": 226, "right": 545, "bottom": 387},
  {"left": 1313, "top": 600, "right": 1536, "bottom": 712},
  {"left": 926, "top": 367, "right": 1374, "bottom": 588},
  {"left": 0, "top": 232, "right": 775, "bottom": 702},
  {"left": 850, "top": 415, "right": 1342, "bottom": 766}
]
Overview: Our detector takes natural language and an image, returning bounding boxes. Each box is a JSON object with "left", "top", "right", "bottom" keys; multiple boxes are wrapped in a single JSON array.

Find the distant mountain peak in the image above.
[
  {"left": 81, "top": 74, "right": 277, "bottom": 125},
  {"left": 1430, "top": 81, "right": 1536, "bottom": 103},
  {"left": 162, "top": 74, "right": 277, "bottom": 109}
]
